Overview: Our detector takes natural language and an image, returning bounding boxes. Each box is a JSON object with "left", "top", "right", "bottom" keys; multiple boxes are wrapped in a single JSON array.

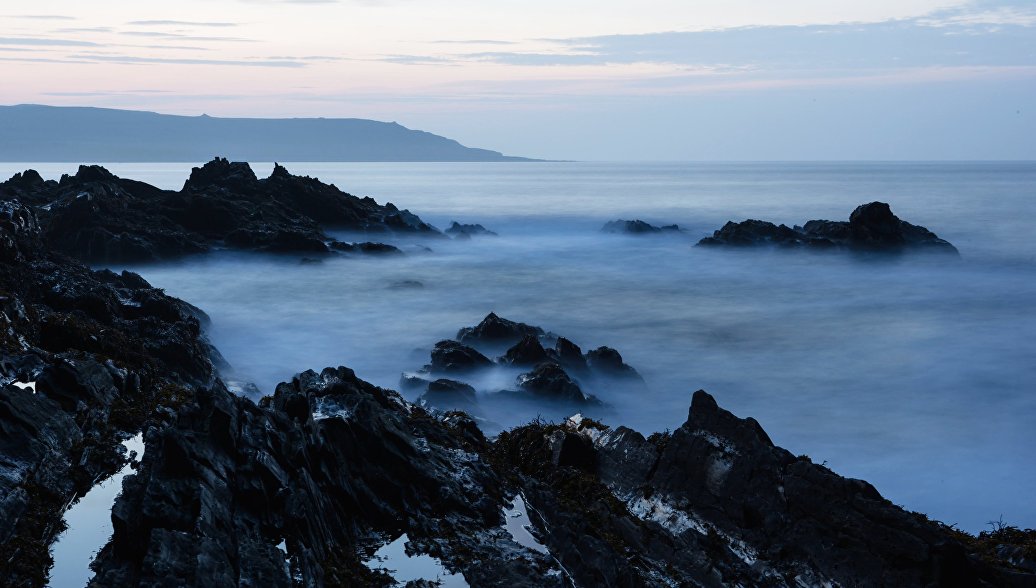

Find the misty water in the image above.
[{"left": 7, "top": 161, "right": 1034, "bottom": 538}]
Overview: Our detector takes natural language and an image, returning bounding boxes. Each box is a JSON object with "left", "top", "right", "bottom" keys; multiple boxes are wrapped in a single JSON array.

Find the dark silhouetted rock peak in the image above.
[
  {"left": 587, "top": 346, "right": 641, "bottom": 379},
  {"left": 184, "top": 157, "right": 258, "bottom": 190},
  {"left": 269, "top": 162, "right": 292, "bottom": 179},
  {"left": 848, "top": 201, "right": 905, "bottom": 247},
  {"left": 74, "top": 164, "right": 118, "bottom": 183},
  {"left": 457, "top": 312, "right": 545, "bottom": 345}
]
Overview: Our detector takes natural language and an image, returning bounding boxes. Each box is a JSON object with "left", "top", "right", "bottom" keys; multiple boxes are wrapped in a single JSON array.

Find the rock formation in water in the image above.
[
  {"left": 0, "top": 158, "right": 441, "bottom": 264},
  {"left": 446, "top": 221, "right": 498, "bottom": 239},
  {"left": 403, "top": 313, "right": 645, "bottom": 419},
  {"left": 698, "top": 202, "right": 959, "bottom": 254},
  {"left": 1, "top": 172, "right": 1032, "bottom": 588},
  {"left": 602, "top": 219, "right": 683, "bottom": 234}
]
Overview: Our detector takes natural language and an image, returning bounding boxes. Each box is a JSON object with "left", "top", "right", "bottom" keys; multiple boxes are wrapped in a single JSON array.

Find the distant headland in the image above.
[{"left": 0, "top": 104, "right": 537, "bottom": 162}]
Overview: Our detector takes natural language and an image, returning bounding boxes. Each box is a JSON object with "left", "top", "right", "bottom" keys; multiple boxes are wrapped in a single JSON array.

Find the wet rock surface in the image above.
[
  {"left": 698, "top": 202, "right": 959, "bottom": 255},
  {"left": 0, "top": 202, "right": 218, "bottom": 586},
  {"left": 84, "top": 372, "right": 1036, "bottom": 587},
  {"left": 0, "top": 158, "right": 441, "bottom": 264}
]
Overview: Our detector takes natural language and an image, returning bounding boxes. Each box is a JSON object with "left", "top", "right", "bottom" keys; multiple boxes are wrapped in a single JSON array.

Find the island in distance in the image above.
[{"left": 0, "top": 104, "right": 536, "bottom": 162}]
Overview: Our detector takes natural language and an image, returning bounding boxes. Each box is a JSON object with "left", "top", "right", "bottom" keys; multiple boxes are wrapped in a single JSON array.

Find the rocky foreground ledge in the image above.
[{"left": 87, "top": 368, "right": 1035, "bottom": 587}]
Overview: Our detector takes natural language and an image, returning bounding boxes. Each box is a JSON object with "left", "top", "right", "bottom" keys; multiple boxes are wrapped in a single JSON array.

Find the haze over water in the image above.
[{"left": 6, "top": 160, "right": 1033, "bottom": 534}]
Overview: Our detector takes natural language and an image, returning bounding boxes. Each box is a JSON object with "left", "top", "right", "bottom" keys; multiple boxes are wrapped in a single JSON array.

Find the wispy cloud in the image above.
[
  {"left": 8, "top": 15, "right": 75, "bottom": 21},
  {"left": 0, "top": 36, "right": 99, "bottom": 47},
  {"left": 118, "top": 31, "right": 255, "bottom": 42},
  {"left": 380, "top": 54, "right": 459, "bottom": 66},
  {"left": 454, "top": 18, "right": 1036, "bottom": 70},
  {"left": 127, "top": 20, "right": 239, "bottom": 27},
  {"left": 67, "top": 54, "right": 306, "bottom": 68},
  {"left": 55, "top": 27, "right": 114, "bottom": 33},
  {"left": 432, "top": 39, "right": 517, "bottom": 46}
]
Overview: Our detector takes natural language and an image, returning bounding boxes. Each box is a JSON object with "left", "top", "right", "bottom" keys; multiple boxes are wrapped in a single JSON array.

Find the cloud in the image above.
[
  {"left": 380, "top": 54, "right": 460, "bottom": 66},
  {"left": 457, "top": 17, "right": 1036, "bottom": 70},
  {"left": 8, "top": 15, "right": 75, "bottom": 21},
  {"left": 56, "top": 27, "right": 115, "bottom": 33},
  {"left": 126, "top": 20, "right": 239, "bottom": 27},
  {"left": 432, "top": 39, "right": 518, "bottom": 46},
  {"left": 66, "top": 54, "right": 306, "bottom": 67},
  {"left": 118, "top": 31, "right": 255, "bottom": 42},
  {"left": 0, "top": 36, "right": 99, "bottom": 47}
]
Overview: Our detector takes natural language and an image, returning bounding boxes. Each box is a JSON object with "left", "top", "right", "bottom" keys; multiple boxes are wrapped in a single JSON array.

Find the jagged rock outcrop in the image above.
[
  {"left": 0, "top": 202, "right": 219, "bottom": 587},
  {"left": 405, "top": 314, "right": 646, "bottom": 417},
  {"left": 446, "top": 221, "right": 497, "bottom": 239},
  {"left": 0, "top": 158, "right": 442, "bottom": 263},
  {"left": 602, "top": 219, "right": 682, "bottom": 234},
  {"left": 82, "top": 370, "right": 1035, "bottom": 587},
  {"left": 88, "top": 367, "right": 565, "bottom": 587},
  {"left": 698, "top": 202, "right": 959, "bottom": 255}
]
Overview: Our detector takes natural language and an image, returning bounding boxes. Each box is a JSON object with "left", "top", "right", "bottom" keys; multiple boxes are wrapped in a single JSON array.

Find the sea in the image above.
[{"left": 6, "top": 161, "right": 1034, "bottom": 585}]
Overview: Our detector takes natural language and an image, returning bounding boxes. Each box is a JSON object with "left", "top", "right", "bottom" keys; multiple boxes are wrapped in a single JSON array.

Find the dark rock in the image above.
[
  {"left": 554, "top": 337, "right": 588, "bottom": 372},
  {"left": 89, "top": 368, "right": 563, "bottom": 587},
  {"left": 457, "top": 312, "right": 545, "bottom": 346},
  {"left": 586, "top": 346, "right": 641, "bottom": 379},
  {"left": 698, "top": 202, "right": 959, "bottom": 255},
  {"left": 446, "top": 221, "right": 497, "bottom": 238},
  {"left": 0, "top": 158, "right": 440, "bottom": 263},
  {"left": 698, "top": 219, "right": 808, "bottom": 247},
  {"left": 602, "top": 219, "right": 681, "bottom": 234},
  {"left": 516, "top": 362, "right": 592, "bottom": 404},
  {"left": 428, "top": 340, "right": 493, "bottom": 373},
  {"left": 419, "top": 379, "right": 479, "bottom": 412},
  {"left": 388, "top": 279, "right": 424, "bottom": 289},
  {"left": 329, "top": 241, "right": 403, "bottom": 255},
  {"left": 399, "top": 372, "right": 432, "bottom": 393},
  {"left": 500, "top": 335, "right": 550, "bottom": 367}
]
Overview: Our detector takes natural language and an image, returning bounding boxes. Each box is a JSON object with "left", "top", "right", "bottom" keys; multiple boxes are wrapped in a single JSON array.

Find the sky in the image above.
[{"left": 1, "top": 0, "right": 1034, "bottom": 160}]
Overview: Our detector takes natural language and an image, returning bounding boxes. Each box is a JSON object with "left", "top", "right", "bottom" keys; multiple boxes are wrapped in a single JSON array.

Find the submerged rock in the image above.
[
  {"left": 698, "top": 201, "right": 959, "bottom": 255},
  {"left": 446, "top": 221, "right": 497, "bottom": 238},
  {"left": 602, "top": 219, "right": 681, "bottom": 234},
  {"left": 411, "top": 314, "right": 644, "bottom": 416}
]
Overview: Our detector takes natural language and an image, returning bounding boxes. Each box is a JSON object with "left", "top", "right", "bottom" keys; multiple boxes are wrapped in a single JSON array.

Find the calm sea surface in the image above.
[{"left": 7, "top": 161, "right": 1034, "bottom": 541}]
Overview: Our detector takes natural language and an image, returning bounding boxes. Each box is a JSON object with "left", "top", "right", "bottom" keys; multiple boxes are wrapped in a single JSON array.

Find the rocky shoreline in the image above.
[{"left": 1, "top": 162, "right": 1032, "bottom": 587}]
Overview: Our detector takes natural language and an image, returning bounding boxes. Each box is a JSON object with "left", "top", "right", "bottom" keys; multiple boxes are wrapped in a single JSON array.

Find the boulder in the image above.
[
  {"left": 457, "top": 312, "right": 545, "bottom": 346},
  {"left": 428, "top": 340, "right": 493, "bottom": 373}
]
